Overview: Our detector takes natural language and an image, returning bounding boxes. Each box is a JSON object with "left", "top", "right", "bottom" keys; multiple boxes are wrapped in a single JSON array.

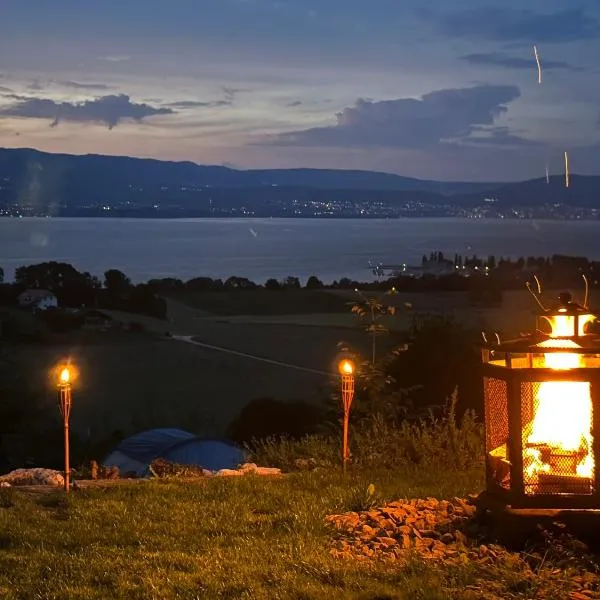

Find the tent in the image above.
[{"left": 103, "top": 428, "right": 246, "bottom": 477}]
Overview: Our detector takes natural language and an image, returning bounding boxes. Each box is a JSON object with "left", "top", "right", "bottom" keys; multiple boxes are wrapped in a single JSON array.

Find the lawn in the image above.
[
  {"left": 9, "top": 329, "right": 340, "bottom": 441},
  {"left": 2, "top": 465, "right": 595, "bottom": 600},
  {"left": 0, "top": 468, "right": 490, "bottom": 600}
]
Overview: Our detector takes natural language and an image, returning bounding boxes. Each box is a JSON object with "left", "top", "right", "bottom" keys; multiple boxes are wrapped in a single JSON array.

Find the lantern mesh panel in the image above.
[
  {"left": 484, "top": 377, "right": 510, "bottom": 490},
  {"left": 521, "top": 380, "right": 594, "bottom": 496}
]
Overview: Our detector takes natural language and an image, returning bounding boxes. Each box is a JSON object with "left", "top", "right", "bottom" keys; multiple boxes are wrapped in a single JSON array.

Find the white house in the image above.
[{"left": 18, "top": 289, "right": 58, "bottom": 311}]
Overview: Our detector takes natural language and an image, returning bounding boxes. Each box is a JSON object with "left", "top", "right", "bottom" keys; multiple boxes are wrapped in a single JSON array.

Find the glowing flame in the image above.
[
  {"left": 60, "top": 368, "right": 71, "bottom": 384},
  {"left": 546, "top": 312, "right": 596, "bottom": 338},
  {"left": 523, "top": 335, "right": 594, "bottom": 489},
  {"left": 339, "top": 360, "right": 354, "bottom": 376}
]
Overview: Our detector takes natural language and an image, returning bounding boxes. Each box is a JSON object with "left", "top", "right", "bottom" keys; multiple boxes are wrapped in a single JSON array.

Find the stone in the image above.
[{"left": 0, "top": 468, "right": 64, "bottom": 487}]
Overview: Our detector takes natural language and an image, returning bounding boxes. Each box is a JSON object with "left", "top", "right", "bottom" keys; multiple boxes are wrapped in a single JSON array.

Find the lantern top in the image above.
[{"left": 482, "top": 289, "right": 600, "bottom": 354}]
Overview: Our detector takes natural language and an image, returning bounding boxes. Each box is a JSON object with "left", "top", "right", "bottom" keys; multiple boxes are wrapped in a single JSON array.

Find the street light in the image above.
[
  {"left": 338, "top": 358, "right": 355, "bottom": 473},
  {"left": 56, "top": 363, "right": 75, "bottom": 493}
]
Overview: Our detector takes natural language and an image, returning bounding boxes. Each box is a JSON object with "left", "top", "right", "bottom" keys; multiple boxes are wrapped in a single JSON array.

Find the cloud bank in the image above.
[
  {"left": 261, "top": 85, "right": 523, "bottom": 149},
  {"left": 0, "top": 94, "right": 173, "bottom": 129}
]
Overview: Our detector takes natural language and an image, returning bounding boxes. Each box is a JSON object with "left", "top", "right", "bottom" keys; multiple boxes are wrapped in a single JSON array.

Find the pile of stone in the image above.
[
  {"left": 0, "top": 468, "right": 65, "bottom": 487},
  {"left": 326, "top": 496, "right": 480, "bottom": 564},
  {"left": 215, "top": 462, "right": 282, "bottom": 477},
  {"left": 149, "top": 459, "right": 211, "bottom": 478},
  {"left": 326, "top": 497, "right": 600, "bottom": 599}
]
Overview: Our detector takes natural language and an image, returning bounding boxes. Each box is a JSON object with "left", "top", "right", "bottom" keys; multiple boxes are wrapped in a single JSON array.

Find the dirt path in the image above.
[{"left": 172, "top": 335, "right": 331, "bottom": 376}]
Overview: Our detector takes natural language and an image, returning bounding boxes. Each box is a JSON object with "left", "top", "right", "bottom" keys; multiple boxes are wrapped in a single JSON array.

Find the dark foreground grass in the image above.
[{"left": 0, "top": 466, "right": 583, "bottom": 600}]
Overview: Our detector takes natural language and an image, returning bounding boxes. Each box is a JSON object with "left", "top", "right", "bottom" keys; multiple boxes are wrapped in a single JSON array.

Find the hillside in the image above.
[{"left": 1, "top": 147, "right": 599, "bottom": 216}]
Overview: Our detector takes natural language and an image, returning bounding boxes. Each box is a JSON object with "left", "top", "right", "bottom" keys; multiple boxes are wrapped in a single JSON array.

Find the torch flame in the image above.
[
  {"left": 60, "top": 367, "right": 71, "bottom": 384},
  {"left": 339, "top": 359, "right": 354, "bottom": 376}
]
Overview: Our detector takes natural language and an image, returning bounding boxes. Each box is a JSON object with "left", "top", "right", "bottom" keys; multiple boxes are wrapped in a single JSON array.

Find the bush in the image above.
[
  {"left": 248, "top": 394, "right": 483, "bottom": 473},
  {"left": 226, "top": 397, "right": 325, "bottom": 443}
]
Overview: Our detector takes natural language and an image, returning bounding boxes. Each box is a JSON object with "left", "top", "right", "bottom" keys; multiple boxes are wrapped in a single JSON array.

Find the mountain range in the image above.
[{"left": 0, "top": 147, "right": 599, "bottom": 214}]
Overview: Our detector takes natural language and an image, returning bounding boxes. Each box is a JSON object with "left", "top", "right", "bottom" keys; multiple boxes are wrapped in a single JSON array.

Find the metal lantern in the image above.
[{"left": 481, "top": 290, "right": 600, "bottom": 509}]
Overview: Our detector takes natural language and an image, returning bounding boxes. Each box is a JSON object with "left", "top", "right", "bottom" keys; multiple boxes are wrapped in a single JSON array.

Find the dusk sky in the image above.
[{"left": 1, "top": 1, "right": 599, "bottom": 181}]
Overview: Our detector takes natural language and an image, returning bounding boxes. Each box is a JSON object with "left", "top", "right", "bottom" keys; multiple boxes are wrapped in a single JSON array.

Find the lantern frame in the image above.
[{"left": 481, "top": 294, "right": 600, "bottom": 509}]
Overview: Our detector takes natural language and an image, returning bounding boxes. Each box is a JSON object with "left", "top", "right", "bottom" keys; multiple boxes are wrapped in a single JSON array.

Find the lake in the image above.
[{"left": 1, "top": 217, "right": 600, "bottom": 284}]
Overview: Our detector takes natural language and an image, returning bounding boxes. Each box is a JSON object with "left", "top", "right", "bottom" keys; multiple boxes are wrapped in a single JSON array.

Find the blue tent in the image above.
[{"left": 103, "top": 428, "right": 246, "bottom": 477}]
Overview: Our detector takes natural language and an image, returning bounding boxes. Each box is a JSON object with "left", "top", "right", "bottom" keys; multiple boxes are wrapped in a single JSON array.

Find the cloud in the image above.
[
  {"left": 261, "top": 84, "right": 522, "bottom": 149},
  {"left": 0, "top": 94, "right": 174, "bottom": 129},
  {"left": 460, "top": 52, "right": 582, "bottom": 71},
  {"left": 165, "top": 87, "right": 238, "bottom": 109},
  {"left": 462, "top": 126, "right": 540, "bottom": 147},
  {"left": 439, "top": 8, "right": 600, "bottom": 43},
  {"left": 97, "top": 55, "right": 131, "bottom": 62},
  {"left": 286, "top": 100, "right": 303, "bottom": 107},
  {"left": 58, "top": 80, "right": 111, "bottom": 91},
  {"left": 28, "top": 80, "right": 45, "bottom": 91},
  {"left": 0, "top": 85, "right": 14, "bottom": 93}
]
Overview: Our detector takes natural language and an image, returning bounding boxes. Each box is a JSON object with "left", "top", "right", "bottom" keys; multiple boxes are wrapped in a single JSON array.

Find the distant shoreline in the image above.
[{"left": 1, "top": 214, "right": 599, "bottom": 222}]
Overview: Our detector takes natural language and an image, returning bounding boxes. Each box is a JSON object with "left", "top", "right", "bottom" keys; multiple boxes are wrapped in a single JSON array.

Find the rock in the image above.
[
  {"left": 0, "top": 468, "right": 64, "bottom": 487},
  {"left": 294, "top": 458, "right": 317, "bottom": 471},
  {"left": 254, "top": 467, "right": 282, "bottom": 476},
  {"left": 0, "top": 482, "right": 10, "bottom": 488},
  {"left": 215, "top": 469, "right": 245, "bottom": 477}
]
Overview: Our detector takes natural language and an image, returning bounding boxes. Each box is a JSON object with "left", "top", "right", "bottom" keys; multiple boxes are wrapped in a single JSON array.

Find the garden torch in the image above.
[
  {"left": 57, "top": 365, "right": 74, "bottom": 493},
  {"left": 338, "top": 358, "right": 355, "bottom": 473}
]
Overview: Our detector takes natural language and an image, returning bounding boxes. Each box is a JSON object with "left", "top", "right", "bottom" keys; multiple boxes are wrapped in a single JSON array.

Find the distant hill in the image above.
[
  {"left": 0, "top": 147, "right": 499, "bottom": 198},
  {"left": 0, "top": 147, "right": 599, "bottom": 213},
  {"left": 453, "top": 175, "right": 600, "bottom": 208}
]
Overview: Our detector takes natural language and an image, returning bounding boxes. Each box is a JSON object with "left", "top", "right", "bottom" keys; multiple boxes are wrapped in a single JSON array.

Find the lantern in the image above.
[{"left": 481, "top": 291, "right": 600, "bottom": 508}]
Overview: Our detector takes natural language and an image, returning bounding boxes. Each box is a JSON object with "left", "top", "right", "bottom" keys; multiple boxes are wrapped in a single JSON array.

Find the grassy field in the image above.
[
  {"left": 2, "top": 466, "right": 594, "bottom": 600},
  {"left": 9, "top": 324, "right": 367, "bottom": 442},
  {"left": 171, "top": 289, "right": 353, "bottom": 316},
  {"left": 0, "top": 468, "right": 486, "bottom": 600}
]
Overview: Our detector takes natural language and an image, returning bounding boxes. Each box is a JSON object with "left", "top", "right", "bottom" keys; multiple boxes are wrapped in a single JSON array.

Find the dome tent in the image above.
[{"left": 103, "top": 428, "right": 246, "bottom": 477}]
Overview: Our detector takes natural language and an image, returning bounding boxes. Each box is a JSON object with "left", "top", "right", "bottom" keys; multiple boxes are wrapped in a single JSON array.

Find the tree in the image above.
[
  {"left": 264, "top": 278, "right": 281, "bottom": 290},
  {"left": 282, "top": 276, "right": 301, "bottom": 289},
  {"left": 224, "top": 276, "right": 257, "bottom": 290},
  {"left": 305, "top": 275, "right": 324, "bottom": 290},
  {"left": 0, "top": 266, "right": 3, "bottom": 284},
  {"left": 104, "top": 269, "right": 131, "bottom": 295},
  {"left": 14, "top": 261, "right": 96, "bottom": 307},
  {"left": 350, "top": 289, "right": 397, "bottom": 364}
]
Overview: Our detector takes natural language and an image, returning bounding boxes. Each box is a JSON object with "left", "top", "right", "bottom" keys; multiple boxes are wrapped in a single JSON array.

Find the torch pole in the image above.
[
  {"left": 59, "top": 385, "right": 72, "bottom": 493},
  {"left": 341, "top": 373, "right": 355, "bottom": 474}
]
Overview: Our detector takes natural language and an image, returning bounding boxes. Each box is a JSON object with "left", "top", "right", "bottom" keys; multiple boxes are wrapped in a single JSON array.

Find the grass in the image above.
[
  {"left": 172, "top": 289, "right": 352, "bottom": 316},
  {"left": 1, "top": 466, "right": 591, "bottom": 600},
  {"left": 0, "top": 468, "right": 487, "bottom": 600},
  {"left": 1, "top": 410, "right": 595, "bottom": 599}
]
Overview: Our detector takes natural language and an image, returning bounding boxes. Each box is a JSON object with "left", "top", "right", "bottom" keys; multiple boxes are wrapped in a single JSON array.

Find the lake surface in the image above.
[{"left": 1, "top": 217, "right": 600, "bottom": 284}]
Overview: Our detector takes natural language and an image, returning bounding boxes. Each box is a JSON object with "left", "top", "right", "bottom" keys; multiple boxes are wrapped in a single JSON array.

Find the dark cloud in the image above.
[
  {"left": 166, "top": 87, "right": 238, "bottom": 109},
  {"left": 439, "top": 8, "right": 600, "bottom": 43},
  {"left": 461, "top": 126, "right": 540, "bottom": 147},
  {"left": 286, "top": 100, "right": 303, "bottom": 107},
  {"left": 261, "top": 85, "right": 522, "bottom": 149},
  {"left": 57, "top": 80, "right": 111, "bottom": 91},
  {"left": 460, "top": 52, "right": 582, "bottom": 71},
  {"left": 0, "top": 94, "right": 173, "bottom": 129},
  {"left": 0, "top": 85, "right": 14, "bottom": 93},
  {"left": 28, "top": 80, "right": 45, "bottom": 91}
]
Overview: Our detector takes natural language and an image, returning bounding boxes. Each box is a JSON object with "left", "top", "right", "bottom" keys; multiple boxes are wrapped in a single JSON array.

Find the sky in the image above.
[{"left": 0, "top": 0, "right": 599, "bottom": 181}]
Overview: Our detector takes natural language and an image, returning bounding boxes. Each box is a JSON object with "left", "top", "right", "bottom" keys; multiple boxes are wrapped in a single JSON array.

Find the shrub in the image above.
[
  {"left": 248, "top": 393, "right": 483, "bottom": 473},
  {"left": 226, "top": 397, "right": 325, "bottom": 443}
]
